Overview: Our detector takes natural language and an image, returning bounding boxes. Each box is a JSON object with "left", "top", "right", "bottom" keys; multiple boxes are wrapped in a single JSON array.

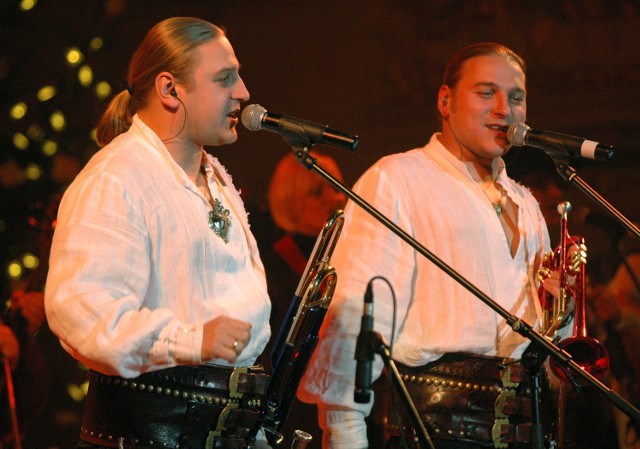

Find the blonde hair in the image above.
[
  {"left": 268, "top": 152, "right": 343, "bottom": 234},
  {"left": 96, "top": 17, "right": 224, "bottom": 147}
]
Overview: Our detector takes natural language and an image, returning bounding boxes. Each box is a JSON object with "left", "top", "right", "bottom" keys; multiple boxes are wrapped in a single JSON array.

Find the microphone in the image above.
[
  {"left": 354, "top": 281, "right": 374, "bottom": 404},
  {"left": 241, "top": 104, "right": 359, "bottom": 151},
  {"left": 507, "top": 122, "right": 614, "bottom": 161}
]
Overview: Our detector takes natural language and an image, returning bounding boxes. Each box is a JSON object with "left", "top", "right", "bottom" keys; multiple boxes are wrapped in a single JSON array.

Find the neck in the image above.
[
  {"left": 462, "top": 155, "right": 500, "bottom": 189},
  {"left": 178, "top": 150, "right": 204, "bottom": 183},
  {"left": 470, "top": 159, "right": 497, "bottom": 185},
  {"left": 139, "top": 107, "right": 202, "bottom": 183},
  {"left": 438, "top": 130, "right": 498, "bottom": 181}
]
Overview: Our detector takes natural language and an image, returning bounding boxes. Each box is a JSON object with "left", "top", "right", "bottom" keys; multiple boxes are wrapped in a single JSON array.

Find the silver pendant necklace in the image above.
[
  {"left": 493, "top": 200, "right": 503, "bottom": 215},
  {"left": 201, "top": 165, "right": 231, "bottom": 243},
  {"left": 482, "top": 180, "right": 505, "bottom": 216}
]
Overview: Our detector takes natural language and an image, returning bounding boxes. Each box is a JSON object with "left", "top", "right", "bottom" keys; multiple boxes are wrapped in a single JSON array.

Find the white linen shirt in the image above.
[
  {"left": 299, "top": 133, "right": 551, "bottom": 420},
  {"left": 45, "top": 115, "right": 271, "bottom": 378}
]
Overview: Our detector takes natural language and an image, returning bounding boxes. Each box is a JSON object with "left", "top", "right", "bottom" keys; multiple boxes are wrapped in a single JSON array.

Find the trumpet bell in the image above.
[{"left": 549, "top": 335, "right": 610, "bottom": 385}]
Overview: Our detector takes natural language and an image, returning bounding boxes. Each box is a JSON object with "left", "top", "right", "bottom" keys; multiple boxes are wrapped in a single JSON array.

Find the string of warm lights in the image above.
[
  {"left": 2, "top": 0, "right": 114, "bottom": 288},
  {"left": 2, "top": 1, "right": 98, "bottom": 406}
]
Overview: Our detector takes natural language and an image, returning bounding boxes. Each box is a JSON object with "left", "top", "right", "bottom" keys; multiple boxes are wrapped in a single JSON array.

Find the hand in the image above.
[
  {"left": 0, "top": 323, "right": 20, "bottom": 370},
  {"left": 11, "top": 289, "right": 46, "bottom": 335},
  {"left": 201, "top": 316, "right": 252, "bottom": 363},
  {"left": 541, "top": 269, "right": 562, "bottom": 299}
]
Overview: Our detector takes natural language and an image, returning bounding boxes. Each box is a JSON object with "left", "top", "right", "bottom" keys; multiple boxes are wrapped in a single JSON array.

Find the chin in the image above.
[
  {"left": 211, "top": 131, "right": 238, "bottom": 147},
  {"left": 486, "top": 143, "right": 508, "bottom": 157}
]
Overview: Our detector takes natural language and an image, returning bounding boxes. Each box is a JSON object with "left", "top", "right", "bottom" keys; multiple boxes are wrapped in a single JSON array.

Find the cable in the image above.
[{"left": 161, "top": 95, "right": 187, "bottom": 143}]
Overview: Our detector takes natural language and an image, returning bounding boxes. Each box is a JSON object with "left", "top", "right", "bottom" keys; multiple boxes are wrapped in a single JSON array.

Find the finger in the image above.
[
  {"left": 223, "top": 343, "right": 239, "bottom": 364},
  {"left": 227, "top": 337, "right": 244, "bottom": 355}
]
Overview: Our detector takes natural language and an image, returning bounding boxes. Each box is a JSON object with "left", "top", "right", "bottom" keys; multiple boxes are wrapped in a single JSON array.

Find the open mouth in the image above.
[
  {"left": 228, "top": 110, "right": 240, "bottom": 128},
  {"left": 488, "top": 124, "right": 509, "bottom": 133}
]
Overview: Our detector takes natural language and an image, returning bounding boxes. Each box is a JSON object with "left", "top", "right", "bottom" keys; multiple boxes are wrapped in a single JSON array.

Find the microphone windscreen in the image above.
[
  {"left": 507, "top": 122, "right": 529, "bottom": 147},
  {"left": 241, "top": 104, "right": 266, "bottom": 131}
]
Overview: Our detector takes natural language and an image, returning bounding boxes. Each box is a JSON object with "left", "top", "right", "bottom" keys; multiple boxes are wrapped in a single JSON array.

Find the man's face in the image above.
[
  {"left": 181, "top": 37, "right": 250, "bottom": 147},
  {"left": 445, "top": 55, "right": 527, "bottom": 162}
]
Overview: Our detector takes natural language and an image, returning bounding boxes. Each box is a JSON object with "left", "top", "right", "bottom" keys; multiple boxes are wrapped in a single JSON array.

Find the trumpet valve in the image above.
[
  {"left": 537, "top": 266, "right": 551, "bottom": 284},
  {"left": 568, "top": 243, "right": 588, "bottom": 274}
]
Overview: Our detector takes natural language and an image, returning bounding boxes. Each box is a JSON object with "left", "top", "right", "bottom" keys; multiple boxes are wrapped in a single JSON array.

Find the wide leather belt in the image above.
[
  {"left": 385, "top": 353, "right": 534, "bottom": 448},
  {"left": 80, "top": 365, "right": 269, "bottom": 449}
]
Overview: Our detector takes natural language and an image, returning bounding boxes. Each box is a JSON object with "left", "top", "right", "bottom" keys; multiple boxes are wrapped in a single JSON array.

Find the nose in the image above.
[
  {"left": 234, "top": 76, "right": 250, "bottom": 102},
  {"left": 492, "top": 93, "right": 510, "bottom": 117}
]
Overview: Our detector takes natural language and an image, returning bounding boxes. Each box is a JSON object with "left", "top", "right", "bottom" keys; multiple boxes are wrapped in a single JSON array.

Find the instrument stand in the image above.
[{"left": 284, "top": 144, "right": 640, "bottom": 445}]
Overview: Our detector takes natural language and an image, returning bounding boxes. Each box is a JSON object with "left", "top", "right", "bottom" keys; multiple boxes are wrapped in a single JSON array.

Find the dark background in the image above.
[
  {"left": 1, "top": 1, "right": 639, "bottom": 447},
  {"left": 2, "top": 0, "right": 639, "bottom": 211}
]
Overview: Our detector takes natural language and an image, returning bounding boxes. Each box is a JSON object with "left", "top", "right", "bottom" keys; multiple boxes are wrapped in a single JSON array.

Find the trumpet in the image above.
[
  {"left": 537, "top": 201, "right": 610, "bottom": 383},
  {"left": 251, "top": 209, "right": 344, "bottom": 446}
]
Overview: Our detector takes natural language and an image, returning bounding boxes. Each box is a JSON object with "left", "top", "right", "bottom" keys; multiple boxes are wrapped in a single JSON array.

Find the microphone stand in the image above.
[
  {"left": 551, "top": 158, "right": 640, "bottom": 241},
  {"left": 284, "top": 143, "right": 640, "bottom": 443},
  {"left": 368, "top": 330, "right": 435, "bottom": 449},
  {"left": 518, "top": 341, "right": 550, "bottom": 449}
]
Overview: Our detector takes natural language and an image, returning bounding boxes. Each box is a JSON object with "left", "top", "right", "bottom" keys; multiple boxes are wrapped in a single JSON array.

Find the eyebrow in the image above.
[
  {"left": 472, "top": 81, "right": 526, "bottom": 93},
  {"left": 216, "top": 62, "right": 241, "bottom": 74}
]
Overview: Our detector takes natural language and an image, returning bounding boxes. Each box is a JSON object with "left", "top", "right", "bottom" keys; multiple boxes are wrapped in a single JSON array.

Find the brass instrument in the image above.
[
  {"left": 537, "top": 202, "right": 610, "bottom": 447},
  {"left": 251, "top": 209, "right": 344, "bottom": 446},
  {"left": 537, "top": 201, "right": 609, "bottom": 384}
]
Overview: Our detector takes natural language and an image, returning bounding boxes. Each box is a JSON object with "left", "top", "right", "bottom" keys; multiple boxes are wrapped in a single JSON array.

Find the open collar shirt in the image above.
[
  {"left": 45, "top": 115, "right": 271, "bottom": 378},
  {"left": 300, "top": 133, "right": 551, "bottom": 416}
]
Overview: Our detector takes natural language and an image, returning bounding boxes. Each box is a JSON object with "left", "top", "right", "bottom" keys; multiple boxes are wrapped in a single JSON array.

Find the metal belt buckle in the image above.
[
  {"left": 206, "top": 367, "right": 248, "bottom": 449},
  {"left": 229, "top": 366, "right": 248, "bottom": 399},
  {"left": 492, "top": 417, "right": 510, "bottom": 449},
  {"left": 492, "top": 361, "right": 520, "bottom": 449}
]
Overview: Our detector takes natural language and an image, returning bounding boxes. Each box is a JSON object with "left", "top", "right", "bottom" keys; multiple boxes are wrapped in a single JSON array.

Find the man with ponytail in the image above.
[{"left": 45, "top": 17, "right": 271, "bottom": 449}]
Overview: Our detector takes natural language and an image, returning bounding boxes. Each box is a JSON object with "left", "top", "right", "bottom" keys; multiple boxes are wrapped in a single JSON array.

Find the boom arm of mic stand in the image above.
[
  {"left": 552, "top": 158, "right": 640, "bottom": 241},
  {"left": 289, "top": 146, "right": 640, "bottom": 428}
]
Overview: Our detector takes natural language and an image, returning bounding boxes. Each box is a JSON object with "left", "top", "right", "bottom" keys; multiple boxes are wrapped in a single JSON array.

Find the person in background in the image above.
[
  {"left": 261, "top": 152, "right": 347, "bottom": 345},
  {"left": 588, "top": 225, "right": 640, "bottom": 449},
  {"left": 299, "top": 42, "right": 567, "bottom": 449},
  {"left": 1, "top": 290, "right": 48, "bottom": 449},
  {"left": 45, "top": 17, "right": 271, "bottom": 449}
]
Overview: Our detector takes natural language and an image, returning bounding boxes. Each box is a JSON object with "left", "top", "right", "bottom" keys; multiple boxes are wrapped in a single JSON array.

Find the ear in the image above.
[
  {"left": 155, "top": 72, "right": 181, "bottom": 108},
  {"left": 438, "top": 85, "right": 451, "bottom": 119}
]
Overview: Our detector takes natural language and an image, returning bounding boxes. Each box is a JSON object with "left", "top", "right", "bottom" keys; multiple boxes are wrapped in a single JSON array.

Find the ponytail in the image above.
[{"left": 96, "top": 89, "right": 137, "bottom": 147}]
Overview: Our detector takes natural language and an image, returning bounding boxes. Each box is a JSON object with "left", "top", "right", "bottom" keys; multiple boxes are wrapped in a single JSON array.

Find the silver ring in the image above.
[{"left": 233, "top": 339, "right": 239, "bottom": 350}]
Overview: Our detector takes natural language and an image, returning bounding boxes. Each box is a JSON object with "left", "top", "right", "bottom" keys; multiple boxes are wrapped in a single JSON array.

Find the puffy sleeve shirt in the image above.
[
  {"left": 45, "top": 115, "right": 271, "bottom": 378},
  {"left": 299, "top": 133, "right": 551, "bottom": 417}
]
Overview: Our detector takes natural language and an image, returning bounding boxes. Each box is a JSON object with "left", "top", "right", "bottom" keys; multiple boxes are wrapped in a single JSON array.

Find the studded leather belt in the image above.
[
  {"left": 384, "top": 353, "right": 535, "bottom": 448},
  {"left": 80, "top": 365, "right": 269, "bottom": 449}
]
